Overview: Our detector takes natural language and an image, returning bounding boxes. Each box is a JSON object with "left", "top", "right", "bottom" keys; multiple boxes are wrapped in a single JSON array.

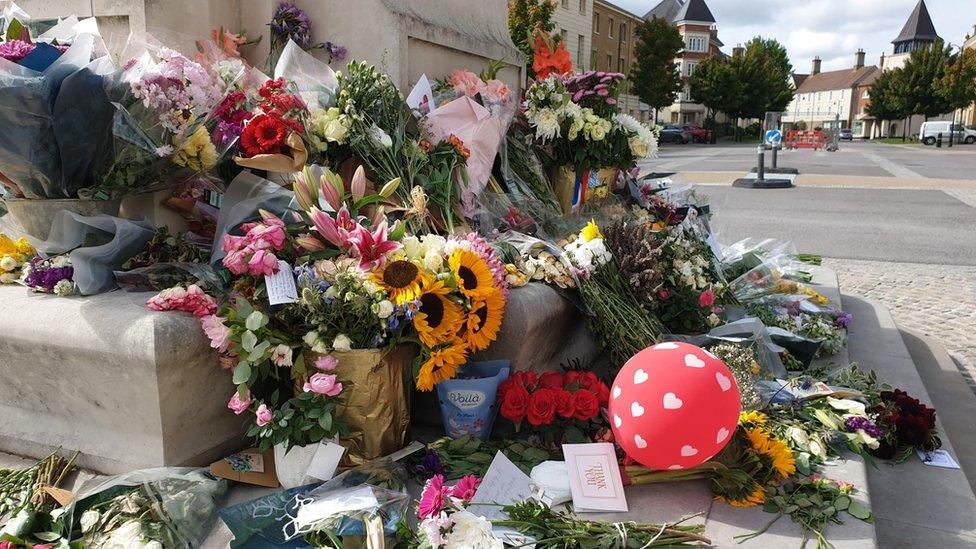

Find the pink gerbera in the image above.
[
  {"left": 418, "top": 474, "right": 449, "bottom": 520},
  {"left": 450, "top": 474, "right": 481, "bottom": 503}
]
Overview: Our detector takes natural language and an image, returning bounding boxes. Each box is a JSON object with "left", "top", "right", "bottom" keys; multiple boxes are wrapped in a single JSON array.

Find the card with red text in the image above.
[{"left": 562, "top": 443, "right": 628, "bottom": 512}]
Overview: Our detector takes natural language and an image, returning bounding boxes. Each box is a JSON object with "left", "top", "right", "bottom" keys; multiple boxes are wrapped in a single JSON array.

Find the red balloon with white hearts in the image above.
[{"left": 609, "top": 341, "right": 741, "bottom": 470}]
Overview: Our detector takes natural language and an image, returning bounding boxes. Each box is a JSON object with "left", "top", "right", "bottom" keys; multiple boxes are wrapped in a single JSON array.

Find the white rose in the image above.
[
  {"left": 422, "top": 234, "right": 447, "bottom": 253},
  {"left": 423, "top": 250, "right": 443, "bottom": 272},
  {"left": 144, "top": 542, "right": 164, "bottom": 549},
  {"left": 401, "top": 236, "right": 421, "bottom": 260},
  {"left": 375, "top": 300, "right": 394, "bottom": 319},
  {"left": 0, "top": 256, "right": 16, "bottom": 272},
  {"left": 80, "top": 510, "right": 100, "bottom": 533},
  {"left": 333, "top": 334, "right": 352, "bottom": 351},
  {"left": 629, "top": 136, "right": 650, "bottom": 158}
]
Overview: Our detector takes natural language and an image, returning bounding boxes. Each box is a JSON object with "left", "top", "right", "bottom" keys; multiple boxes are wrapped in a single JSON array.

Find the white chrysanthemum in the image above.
[
  {"left": 442, "top": 510, "right": 502, "bottom": 549},
  {"left": 53, "top": 279, "right": 75, "bottom": 296},
  {"left": 532, "top": 108, "right": 560, "bottom": 140}
]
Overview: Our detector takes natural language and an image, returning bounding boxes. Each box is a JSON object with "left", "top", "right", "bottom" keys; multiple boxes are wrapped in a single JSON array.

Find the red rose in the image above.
[
  {"left": 573, "top": 389, "right": 600, "bottom": 421},
  {"left": 593, "top": 381, "right": 611, "bottom": 406},
  {"left": 563, "top": 371, "right": 581, "bottom": 389},
  {"left": 539, "top": 371, "right": 564, "bottom": 389},
  {"left": 522, "top": 371, "right": 539, "bottom": 391},
  {"left": 554, "top": 389, "right": 576, "bottom": 418},
  {"left": 497, "top": 378, "right": 515, "bottom": 402},
  {"left": 526, "top": 389, "right": 558, "bottom": 427},
  {"left": 699, "top": 288, "right": 715, "bottom": 307},
  {"left": 658, "top": 288, "right": 671, "bottom": 300},
  {"left": 500, "top": 385, "right": 530, "bottom": 423},
  {"left": 578, "top": 371, "right": 599, "bottom": 390}
]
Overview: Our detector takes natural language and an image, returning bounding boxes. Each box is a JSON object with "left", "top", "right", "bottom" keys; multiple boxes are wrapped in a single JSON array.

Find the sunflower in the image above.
[
  {"left": 739, "top": 410, "right": 768, "bottom": 426},
  {"left": 718, "top": 483, "right": 767, "bottom": 508},
  {"left": 374, "top": 259, "right": 426, "bottom": 305},
  {"left": 463, "top": 288, "right": 505, "bottom": 352},
  {"left": 416, "top": 341, "right": 468, "bottom": 391},
  {"left": 448, "top": 249, "right": 496, "bottom": 299},
  {"left": 746, "top": 427, "right": 796, "bottom": 480},
  {"left": 414, "top": 279, "right": 464, "bottom": 347}
]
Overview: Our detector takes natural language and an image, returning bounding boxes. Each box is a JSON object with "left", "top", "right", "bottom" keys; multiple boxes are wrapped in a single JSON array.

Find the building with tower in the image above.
[{"left": 882, "top": 0, "right": 940, "bottom": 71}]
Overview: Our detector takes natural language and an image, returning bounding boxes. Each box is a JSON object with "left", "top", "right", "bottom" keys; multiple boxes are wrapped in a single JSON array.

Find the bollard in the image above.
[
  {"left": 949, "top": 129, "right": 954, "bottom": 148},
  {"left": 771, "top": 146, "right": 779, "bottom": 170},
  {"left": 937, "top": 133, "right": 942, "bottom": 148},
  {"left": 757, "top": 146, "right": 766, "bottom": 180}
]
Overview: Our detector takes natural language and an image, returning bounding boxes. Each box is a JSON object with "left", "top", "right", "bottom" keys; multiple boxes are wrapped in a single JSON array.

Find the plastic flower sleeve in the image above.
[
  {"left": 29, "top": 211, "right": 154, "bottom": 295},
  {"left": 274, "top": 38, "right": 337, "bottom": 110},
  {"left": 114, "top": 261, "right": 224, "bottom": 295},
  {"left": 65, "top": 467, "right": 227, "bottom": 548},
  {"left": 210, "top": 169, "right": 296, "bottom": 267}
]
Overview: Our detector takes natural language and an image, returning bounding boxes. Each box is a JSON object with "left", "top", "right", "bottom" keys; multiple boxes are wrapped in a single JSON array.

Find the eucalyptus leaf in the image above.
[
  {"left": 847, "top": 500, "right": 872, "bottom": 521},
  {"left": 232, "top": 363, "right": 252, "bottom": 385},
  {"left": 245, "top": 311, "right": 265, "bottom": 331},
  {"left": 241, "top": 331, "right": 258, "bottom": 352}
]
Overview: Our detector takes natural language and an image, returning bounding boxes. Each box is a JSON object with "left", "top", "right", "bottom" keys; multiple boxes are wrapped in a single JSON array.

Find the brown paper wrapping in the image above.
[
  {"left": 234, "top": 132, "right": 308, "bottom": 173},
  {"left": 305, "top": 345, "right": 416, "bottom": 466},
  {"left": 550, "top": 165, "right": 617, "bottom": 215}
]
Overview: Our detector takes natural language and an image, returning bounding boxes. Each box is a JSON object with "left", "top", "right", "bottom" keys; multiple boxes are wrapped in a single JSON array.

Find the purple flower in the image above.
[
  {"left": 0, "top": 40, "right": 35, "bottom": 62},
  {"left": 845, "top": 416, "right": 883, "bottom": 438},
  {"left": 412, "top": 450, "right": 444, "bottom": 477},
  {"left": 24, "top": 257, "right": 73, "bottom": 292},
  {"left": 327, "top": 42, "right": 347, "bottom": 63},
  {"left": 270, "top": 2, "right": 315, "bottom": 49},
  {"left": 213, "top": 119, "right": 243, "bottom": 146},
  {"left": 834, "top": 312, "right": 853, "bottom": 328}
]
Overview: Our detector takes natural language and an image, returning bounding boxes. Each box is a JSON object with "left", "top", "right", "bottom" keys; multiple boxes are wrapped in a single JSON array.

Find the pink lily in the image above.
[
  {"left": 319, "top": 170, "right": 343, "bottom": 211},
  {"left": 309, "top": 204, "right": 362, "bottom": 250},
  {"left": 351, "top": 165, "right": 367, "bottom": 201},
  {"left": 349, "top": 219, "right": 400, "bottom": 270},
  {"left": 295, "top": 233, "right": 327, "bottom": 252},
  {"left": 293, "top": 172, "right": 317, "bottom": 212}
]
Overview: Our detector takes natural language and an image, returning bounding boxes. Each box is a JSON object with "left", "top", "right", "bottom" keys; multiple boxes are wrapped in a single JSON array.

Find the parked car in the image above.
[
  {"left": 838, "top": 128, "right": 853, "bottom": 141},
  {"left": 919, "top": 121, "right": 976, "bottom": 145},
  {"left": 681, "top": 124, "right": 710, "bottom": 143},
  {"left": 659, "top": 124, "right": 695, "bottom": 144}
]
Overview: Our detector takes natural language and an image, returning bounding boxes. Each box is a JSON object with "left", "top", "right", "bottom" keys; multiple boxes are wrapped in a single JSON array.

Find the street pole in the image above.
[
  {"left": 756, "top": 145, "right": 765, "bottom": 181},
  {"left": 771, "top": 145, "right": 778, "bottom": 169}
]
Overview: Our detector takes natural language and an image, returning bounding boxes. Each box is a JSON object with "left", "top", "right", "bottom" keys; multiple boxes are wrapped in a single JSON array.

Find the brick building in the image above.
[
  {"left": 783, "top": 51, "right": 880, "bottom": 138},
  {"left": 590, "top": 0, "right": 648, "bottom": 121}
]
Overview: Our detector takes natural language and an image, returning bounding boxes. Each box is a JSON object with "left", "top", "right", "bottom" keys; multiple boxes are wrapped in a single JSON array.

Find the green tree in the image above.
[
  {"left": 866, "top": 68, "right": 910, "bottom": 138},
  {"left": 900, "top": 40, "right": 952, "bottom": 120},
  {"left": 508, "top": 0, "right": 556, "bottom": 60},
  {"left": 938, "top": 48, "right": 976, "bottom": 139},
  {"left": 689, "top": 56, "right": 741, "bottom": 129},
  {"left": 630, "top": 16, "right": 684, "bottom": 122}
]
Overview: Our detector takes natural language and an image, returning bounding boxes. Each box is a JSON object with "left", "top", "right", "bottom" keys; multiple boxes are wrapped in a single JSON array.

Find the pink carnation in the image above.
[
  {"left": 303, "top": 373, "right": 343, "bottom": 396},
  {"left": 270, "top": 343, "right": 293, "bottom": 367},
  {"left": 228, "top": 390, "right": 251, "bottom": 414}
]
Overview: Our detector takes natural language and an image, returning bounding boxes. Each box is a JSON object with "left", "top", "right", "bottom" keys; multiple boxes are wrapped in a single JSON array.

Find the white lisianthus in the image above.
[
  {"left": 375, "top": 299, "right": 394, "bottom": 319},
  {"left": 855, "top": 429, "right": 881, "bottom": 450},
  {"left": 442, "top": 510, "right": 502, "bottom": 548},
  {"left": 333, "top": 334, "right": 353, "bottom": 351}
]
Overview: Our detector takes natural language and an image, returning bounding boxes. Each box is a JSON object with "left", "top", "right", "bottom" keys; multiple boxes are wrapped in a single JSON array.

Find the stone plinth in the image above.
[{"left": 0, "top": 286, "right": 244, "bottom": 473}]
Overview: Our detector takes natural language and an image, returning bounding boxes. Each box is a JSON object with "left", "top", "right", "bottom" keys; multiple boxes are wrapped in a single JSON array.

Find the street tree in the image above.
[
  {"left": 865, "top": 68, "right": 910, "bottom": 138},
  {"left": 508, "top": 0, "right": 557, "bottom": 65},
  {"left": 689, "top": 57, "right": 741, "bottom": 129},
  {"left": 938, "top": 48, "right": 976, "bottom": 137},
  {"left": 899, "top": 40, "right": 952, "bottom": 120},
  {"left": 630, "top": 16, "right": 684, "bottom": 123}
]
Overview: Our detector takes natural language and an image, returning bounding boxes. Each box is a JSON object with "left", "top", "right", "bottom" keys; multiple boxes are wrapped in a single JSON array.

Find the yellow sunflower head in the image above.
[
  {"left": 580, "top": 219, "right": 602, "bottom": 242},
  {"left": 413, "top": 279, "right": 464, "bottom": 348},
  {"left": 448, "top": 249, "right": 495, "bottom": 299},
  {"left": 463, "top": 289, "right": 506, "bottom": 352},
  {"left": 718, "top": 483, "right": 767, "bottom": 508},
  {"left": 373, "top": 259, "right": 426, "bottom": 305},
  {"left": 739, "top": 410, "right": 767, "bottom": 426},
  {"left": 746, "top": 427, "right": 796, "bottom": 480},
  {"left": 416, "top": 340, "right": 468, "bottom": 391}
]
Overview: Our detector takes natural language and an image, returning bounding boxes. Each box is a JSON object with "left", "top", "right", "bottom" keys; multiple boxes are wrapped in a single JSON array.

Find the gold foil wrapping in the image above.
[{"left": 233, "top": 131, "right": 308, "bottom": 173}]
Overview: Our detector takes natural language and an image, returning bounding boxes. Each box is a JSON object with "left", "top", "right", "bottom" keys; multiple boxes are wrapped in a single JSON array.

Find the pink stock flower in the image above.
[
  {"left": 698, "top": 287, "right": 715, "bottom": 307},
  {"left": 303, "top": 373, "right": 343, "bottom": 396},
  {"left": 255, "top": 403, "right": 273, "bottom": 426},
  {"left": 270, "top": 343, "right": 293, "bottom": 367},
  {"left": 451, "top": 474, "right": 481, "bottom": 503},
  {"left": 228, "top": 390, "right": 251, "bottom": 414},
  {"left": 201, "top": 315, "right": 232, "bottom": 353},
  {"left": 418, "top": 474, "right": 449, "bottom": 519},
  {"left": 247, "top": 249, "right": 280, "bottom": 276},
  {"left": 349, "top": 220, "right": 400, "bottom": 270},
  {"left": 315, "top": 355, "right": 339, "bottom": 371}
]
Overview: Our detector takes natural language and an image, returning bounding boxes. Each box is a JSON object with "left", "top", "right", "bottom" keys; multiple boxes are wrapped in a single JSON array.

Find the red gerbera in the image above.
[{"left": 239, "top": 114, "right": 287, "bottom": 157}]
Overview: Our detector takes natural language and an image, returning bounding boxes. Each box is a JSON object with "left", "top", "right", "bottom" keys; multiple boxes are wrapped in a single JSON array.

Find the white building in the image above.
[
  {"left": 551, "top": 0, "right": 593, "bottom": 71},
  {"left": 783, "top": 51, "right": 880, "bottom": 138}
]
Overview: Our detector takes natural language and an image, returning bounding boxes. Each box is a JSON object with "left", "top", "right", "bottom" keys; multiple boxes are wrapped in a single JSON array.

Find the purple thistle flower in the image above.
[{"left": 845, "top": 416, "right": 883, "bottom": 438}]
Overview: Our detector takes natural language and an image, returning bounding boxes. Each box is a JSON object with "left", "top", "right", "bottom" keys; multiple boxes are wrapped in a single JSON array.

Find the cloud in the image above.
[{"left": 608, "top": 0, "right": 975, "bottom": 72}]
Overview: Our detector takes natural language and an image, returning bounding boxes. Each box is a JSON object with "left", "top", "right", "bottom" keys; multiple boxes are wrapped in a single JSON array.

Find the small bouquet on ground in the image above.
[
  {"left": 410, "top": 474, "right": 501, "bottom": 549},
  {"left": 0, "top": 451, "right": 77, "bottom": 547},
  {"left": 561, "top": 220, "right": 663, "bottom": 366},
  {"left": 496, "top": 370, "right": 610, "bottom": 446},
  {"left": 22, "top": 255, "right": 76, "bottom": 296},
  {"left": 0, "top": 234, "right": 34, "bottom": 283},
  {"left": 408, "top": 436, "right": 552, "bottom": 481},
  {"left": 868, "top": 389, "right": 941, "bottom": 462}
]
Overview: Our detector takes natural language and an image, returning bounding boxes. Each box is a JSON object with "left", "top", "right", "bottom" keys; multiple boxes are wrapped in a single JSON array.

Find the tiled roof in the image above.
[
  {"left": 644, "top": 0, "right": 683, "bottom": 22},
  {"left": 794, "top": 66, "right": 880, "bottom": 94},
  {"left": 893, "top": 0, "right": 939, "bottom": 44},
  {"left": 675, "top": 0, "right": 715, "bottom": 24}
]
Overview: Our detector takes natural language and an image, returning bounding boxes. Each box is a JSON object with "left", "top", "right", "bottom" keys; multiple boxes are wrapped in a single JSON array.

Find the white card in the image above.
[
  {"left": 406, "top": 74, "right": 436, "bottom": 113},
  {"left": 918, "top": 449, "right": 960, "bottom": 469},
  {"left": 306, "top": 440, "right": 346, "bottom": 481},
  {"left": 467, "top": 451, "right": 537, "bottom": 521},
  {"left": 265, "top": 260, "right": 298, "bottom": 305},
  {"left": 562, "top": 443, "right": 628, "bottom": 512}
]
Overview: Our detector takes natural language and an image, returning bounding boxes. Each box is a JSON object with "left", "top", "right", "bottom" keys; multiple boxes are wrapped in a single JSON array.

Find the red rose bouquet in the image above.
[
  {"left": 868, "top": 389, "right": 941, "bottom": 462},
  {"left": 497, "top": 370, "right": 610, "bottom": 445}
]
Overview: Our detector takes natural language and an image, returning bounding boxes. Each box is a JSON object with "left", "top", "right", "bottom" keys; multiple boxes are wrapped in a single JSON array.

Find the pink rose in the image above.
[
  {"left": 315, "top": 355, "right": 338, "bottom": 371},
  {"left": 698, "top": 288, "right": 715, "bottom": 307},
  {"left": 228, "top": 390, "right": 251, "bottom": 415},
  {"left": 201, "top": 315, "right": 232, "bottom": 353},
  {"left": 247, "top": 249, "right": 279, "bottom": 276},
  {"left": 657, "top": 288, "right": 671, "bottom": 300},
  {"left": 270, "top": 343, "right": 293, "bottom": 367},
  {"left": 222, "top": 248, "right": 249, "bottom": 275},
  {"left": 303, "top": 373, "right": 343, "bottom": 396},
  {"left": 255, "top": 403, "right": 273, "bottom": 426},
  {"left": 222, "top": 234, "right": 247, "bottom": 253}
]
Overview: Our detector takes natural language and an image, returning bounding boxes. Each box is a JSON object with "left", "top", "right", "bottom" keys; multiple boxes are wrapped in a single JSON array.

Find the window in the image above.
[
  {"left": 591, "top": 49, "right": 598, "bottom": 70},
  {"left": 686, "top": 61, "right": 697, "bottom": 76},
  {"left": 606, "top": 54, "right": 612, "bottom": 71},
  {"left": 579, "top": 0, "right": 586, "bottom": 13},
  {"left": 686, "top": 36, "right": 706, "bottom": 52},
  {"left": 608, "top": 17, "right": 614, "bottom": 38},
  {"left": 594, "top": 13, "right": 600, "bottom": 33},
  {"left": 862, "top": 90, "right": 870, "bottom": 99},
  {"left": 561, "top": 0, "right": 569, "bottom": 8},
  {"left": 619, "top": 23, "right": 627, "bottom": 42},
  {"left": 577, "top": 34, "right": 584, "bottom": 66},
  {"left": 617, "top": 57, "right": 624, "bottom": 72},
  {"left": 560, "top": 29, "right": 567, "bottom": 42}
]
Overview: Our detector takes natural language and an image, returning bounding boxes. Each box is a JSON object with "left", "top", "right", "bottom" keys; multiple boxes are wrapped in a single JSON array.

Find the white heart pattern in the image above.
[
  {"left": 631, "top": 401, "right": 645, "bottom": 418},
  {"left": 684, "top": 354, "right": 706, "bottom": 368},
  {"left": 634, "top": 369, "right": 649, "bottom": 384},
  {"left": 703, "top": 349, "right": 718, "bottom": 360},
  {"left": 716, "top": 427, "right": 730, "bottom": 444},
  {"left": 663, "top": 392, "right": 683, "bottom": 409},
  {"left": 635, "top": 434, "right": 648, "bottom": 449},
  {"left": 612, "top": 386, "right": 622, "bottom": 399},
  {"left": 715, "top": 372, "right": 732, "bottom": 392},
  {"left": 654, "top": 342, "right": 679, "bottom": 350},
  {"left": 614, "top": 414, "right": 622, "bottom": 428},
  {"left": 668, "top": 464, "right": 683, "bottom": 470},
  {"left": 681, "top": 445, "right": 699, "bottom": 457}
]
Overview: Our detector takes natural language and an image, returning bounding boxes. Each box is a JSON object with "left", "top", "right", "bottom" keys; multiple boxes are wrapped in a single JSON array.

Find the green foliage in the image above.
[
  {"left": 865, "top": 68, "right": 909, "bottom": 122},
  {"left": 246, "top": 391, "right": 347, "bottom": 451},
  {"left": 938, "top": 48, "right": 976, "bottom": 111},
  {"left": 508, "top": 0, "right": 556, "bottom": 60},
  {"left": 900, "top": 40, "right": 953, "bottom": 118},
  {"left": 630, "top": 17, "right": 684, "bottom": 112}
]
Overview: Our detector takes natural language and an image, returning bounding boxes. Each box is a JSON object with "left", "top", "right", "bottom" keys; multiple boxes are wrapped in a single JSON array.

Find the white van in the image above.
[{"left": 919, "top": 121, "right": 976, "bottom": 145}]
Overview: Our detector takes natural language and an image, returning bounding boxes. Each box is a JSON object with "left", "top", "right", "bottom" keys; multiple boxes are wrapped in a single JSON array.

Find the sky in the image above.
[{"left": 608, "top": 0, "right": 976, "bottom": 73}]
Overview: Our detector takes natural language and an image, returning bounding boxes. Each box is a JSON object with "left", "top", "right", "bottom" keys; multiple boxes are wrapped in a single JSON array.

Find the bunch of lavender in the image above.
[
  {"left": 23, "top": 255, "right": 76, "bottom": 296},
  {"left": 602, "top": 219, "right": 665, "bottom": 309}
]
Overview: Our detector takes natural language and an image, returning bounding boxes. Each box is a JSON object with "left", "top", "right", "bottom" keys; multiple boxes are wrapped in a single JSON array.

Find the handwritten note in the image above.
[
  {"left": 918, "top": 449, "right": 960, "bottom": 469},
  {"left": 467, "top": 451, "right": 536, "bottom": 521},
  {"left": 306, "top": 440, "right": 346, "bottom": 481},
  {"left": 265, "top": 260, "right": 298, "bottom": 305},
  {"left": 406, "top": 74, "right": 436, "bottom": 114},
  {"left": 563, "top": 443, "right": 628, "bottom": 512}
]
